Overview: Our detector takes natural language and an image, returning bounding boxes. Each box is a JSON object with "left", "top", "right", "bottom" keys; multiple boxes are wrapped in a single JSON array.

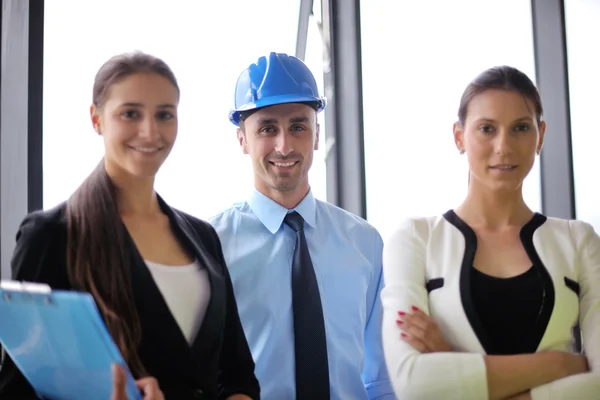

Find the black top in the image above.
[
  {"left": 471, "top": 265, "right": 545, "bottom": 355},
  {"left": 443, "top": 210, "right": 555, "bottom": 355},
  {"left": 0, "top": 197, "right": 260, "bottom": 400}
]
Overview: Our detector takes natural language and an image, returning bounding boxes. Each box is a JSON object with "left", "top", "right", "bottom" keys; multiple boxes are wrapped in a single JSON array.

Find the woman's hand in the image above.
[
  {"left": 560, "top": 351, "right": 589, "bottom": 376},
  {"left": 396, "top": 306, "right": 452, "bottom": 353},
  {"left": 111, "top": 364, "right": 164, "bottom": 400}
]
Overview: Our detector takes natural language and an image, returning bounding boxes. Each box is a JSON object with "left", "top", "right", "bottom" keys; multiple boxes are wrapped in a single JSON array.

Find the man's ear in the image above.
[
  {"left": 314, "top": 123, "right": 320, "bottom": 151},
  {"left": 237, "top": 128, "right": 248, "bottom": 154}
]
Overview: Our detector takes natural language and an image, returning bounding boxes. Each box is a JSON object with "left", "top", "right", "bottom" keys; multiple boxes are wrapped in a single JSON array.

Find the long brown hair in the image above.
[{"left": 65, "top": 51, "right": 180, "bottom": 377}]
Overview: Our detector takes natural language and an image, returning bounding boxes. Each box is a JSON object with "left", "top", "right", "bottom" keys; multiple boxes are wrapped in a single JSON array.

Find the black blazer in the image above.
[{"left": 0, "top": 197, "right": 260, "bottom": 400}]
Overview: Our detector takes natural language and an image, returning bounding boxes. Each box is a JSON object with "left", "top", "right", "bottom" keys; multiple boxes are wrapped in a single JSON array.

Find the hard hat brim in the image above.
[{"left": 229, "top": 94, "right": 327, "bottom": 126}]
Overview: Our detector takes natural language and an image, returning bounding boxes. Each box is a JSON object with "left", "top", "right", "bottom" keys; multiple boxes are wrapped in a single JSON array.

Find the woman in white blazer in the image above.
[{"left": 381, "top": 66, "right": 599, "bottom": 400}]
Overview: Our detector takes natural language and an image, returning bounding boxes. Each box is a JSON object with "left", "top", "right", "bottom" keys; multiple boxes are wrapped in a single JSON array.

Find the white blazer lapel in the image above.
[{"left": 424, "top": 215, "right": 486, "bottom": 353}]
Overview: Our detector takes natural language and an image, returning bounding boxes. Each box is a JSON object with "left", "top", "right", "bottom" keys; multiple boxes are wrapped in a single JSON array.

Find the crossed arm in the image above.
[
  {"left": 396, "top": 307, "right": 587, "bottom": 400},
  {"left": 381, "top": 218, "right": 600, "bottom": 400}
]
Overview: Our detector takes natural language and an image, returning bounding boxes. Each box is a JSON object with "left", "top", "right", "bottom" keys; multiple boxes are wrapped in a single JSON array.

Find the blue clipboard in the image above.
[{"left": 0, "top": 280, "right": 142, "bottom": 400}]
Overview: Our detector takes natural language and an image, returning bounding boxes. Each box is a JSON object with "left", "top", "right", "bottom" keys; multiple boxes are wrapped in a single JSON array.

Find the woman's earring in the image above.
[{"left": 459, "top": 148, "right": 465, "bottom": 154}]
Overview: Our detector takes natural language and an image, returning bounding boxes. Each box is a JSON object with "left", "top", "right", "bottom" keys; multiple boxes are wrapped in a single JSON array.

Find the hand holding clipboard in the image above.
[
  {"left": 111, "top": 364, "right": 163, "bottom": 400},
  {"left": 0, "top": 280, "right": 162, "bottom": 400}
]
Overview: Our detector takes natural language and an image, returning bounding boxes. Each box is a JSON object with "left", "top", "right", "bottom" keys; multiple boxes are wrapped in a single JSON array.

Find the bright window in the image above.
[
  {"left": 565, "top": 0, "right": 600, "bottom": 231},
  {"left": 360, "top": 0, "right": 541, "bottom": 238},
  {"left": 303, "top": 0, "right": 328, "bottom": 201},
  {"left": 43, "top": 0, "right": 327, "bottom": 219}
]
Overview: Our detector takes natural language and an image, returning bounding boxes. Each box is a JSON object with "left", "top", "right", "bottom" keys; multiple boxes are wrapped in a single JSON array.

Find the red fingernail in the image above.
[
  {"left": 411, "top": 306, "right": 419, "bottom": 312},
  {"left": 396, "top": 320, "right": 404, "bottom": 325},
  {"left": 401, "top": 333, "right": 407, "bottom": 338},
  {"left": 398, "top": 311, "right": 406, "bottom": 316}
]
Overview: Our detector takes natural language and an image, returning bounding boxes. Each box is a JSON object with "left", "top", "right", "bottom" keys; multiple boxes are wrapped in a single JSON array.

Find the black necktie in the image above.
[{"left": 284, "top": 211, "right": 330, "bottom": 399}]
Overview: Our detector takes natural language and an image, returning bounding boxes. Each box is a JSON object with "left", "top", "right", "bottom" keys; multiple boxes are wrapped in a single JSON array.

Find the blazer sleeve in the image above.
[
  {"left": 207, "top": 226, "right": 261, "bottom": 400},
  {"left": 381, "top": 218, "right": 488, "bottom": 400},
  {"left": 530, "top": 220, "right": 600, "bottom": 399},
  {"left": 0, "top": 212, "right": 59, "bottom": 400}
]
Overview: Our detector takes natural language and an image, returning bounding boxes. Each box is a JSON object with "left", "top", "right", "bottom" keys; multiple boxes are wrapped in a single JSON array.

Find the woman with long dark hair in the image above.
[{"left": 0, "top": 51, "right": 259, "bottom": 400}]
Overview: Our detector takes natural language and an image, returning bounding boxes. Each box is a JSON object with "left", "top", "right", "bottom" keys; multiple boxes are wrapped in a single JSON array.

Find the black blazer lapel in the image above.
[
  {"left": 124, "top": 226, "right": 199, "bottom": 386},
  {"left": 156, "top": 197, "right": 227, "bottom": 383},
  {"left": 123, "top": 196, "right": 228, "bottom": 396},
  {"left": 157, "top": 199, "right": 226, "bottom": 362}
]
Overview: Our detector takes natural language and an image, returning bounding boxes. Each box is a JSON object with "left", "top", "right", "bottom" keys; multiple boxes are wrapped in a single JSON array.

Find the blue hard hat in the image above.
[{"left": 228, "top": 52, "right": 327, "bottom": 126}]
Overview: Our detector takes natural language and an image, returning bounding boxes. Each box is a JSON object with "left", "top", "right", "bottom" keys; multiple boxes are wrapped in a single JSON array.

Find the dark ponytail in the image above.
[
  {"left": 458, "top": 65, "right": 543, "bottom": 127},
  {"left": 65, "top": 51, "right": 179, "bottom": 377},
  {"left": 66, "top": 161, "right": 147, "bottom": 376}
]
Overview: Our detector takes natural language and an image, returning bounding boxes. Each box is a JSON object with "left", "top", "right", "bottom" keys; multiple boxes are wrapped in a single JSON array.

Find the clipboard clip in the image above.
[{"left": 0, "top": 280, "right": 52, "bottom": 304}]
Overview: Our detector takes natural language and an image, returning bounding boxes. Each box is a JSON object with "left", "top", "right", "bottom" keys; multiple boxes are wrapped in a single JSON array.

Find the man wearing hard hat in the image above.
[{"left": 210, "top": 52, "right": 394, "bottom": 400}]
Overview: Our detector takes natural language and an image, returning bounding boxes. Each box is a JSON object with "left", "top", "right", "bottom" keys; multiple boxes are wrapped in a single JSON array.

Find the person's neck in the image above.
[
  {"left": 256, "top": 183, "right": 310, "bottom": 210},
  {"left": 106, "top": 164, "right": 160, "bottom": 217},
  {"left": 455, "top": 182, "right": 533, "bottom": 230}
]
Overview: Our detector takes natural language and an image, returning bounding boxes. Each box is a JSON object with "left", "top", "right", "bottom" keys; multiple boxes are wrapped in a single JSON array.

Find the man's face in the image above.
[{"left": 238, "top": 103, "right": 319, "bottom": 197}]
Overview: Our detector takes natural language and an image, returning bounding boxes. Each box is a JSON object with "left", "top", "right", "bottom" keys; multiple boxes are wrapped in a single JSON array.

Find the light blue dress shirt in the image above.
[{"left": 209, "top": 189, "right": 395, "bottom": 400}]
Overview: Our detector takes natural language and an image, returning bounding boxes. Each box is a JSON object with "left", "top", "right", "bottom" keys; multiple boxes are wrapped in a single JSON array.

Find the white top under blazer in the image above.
[
  {"left": 145, "top": 259, "right": 211, "bottom": 344},
  {"left": 381, "top": 211, "right": 600, "bottom": 400}
]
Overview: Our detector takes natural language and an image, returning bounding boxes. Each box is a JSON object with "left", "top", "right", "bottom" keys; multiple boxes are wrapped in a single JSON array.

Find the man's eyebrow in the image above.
[
  {"left": 289, "top": 116, "right": 310, "bottom": 124},
  {"left": 256, "top": 118, "right": 278, "bottom": 125}
]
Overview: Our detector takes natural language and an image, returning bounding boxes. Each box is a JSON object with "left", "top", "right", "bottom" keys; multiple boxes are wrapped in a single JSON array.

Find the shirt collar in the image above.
[{"left": 247, "top": 187, "right": 317, "bottom": 234}]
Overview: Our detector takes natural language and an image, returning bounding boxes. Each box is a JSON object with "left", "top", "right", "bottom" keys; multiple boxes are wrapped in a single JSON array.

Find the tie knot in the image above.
[{"left": 284, "top": 211, "right": 305, "bottom": 232}]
